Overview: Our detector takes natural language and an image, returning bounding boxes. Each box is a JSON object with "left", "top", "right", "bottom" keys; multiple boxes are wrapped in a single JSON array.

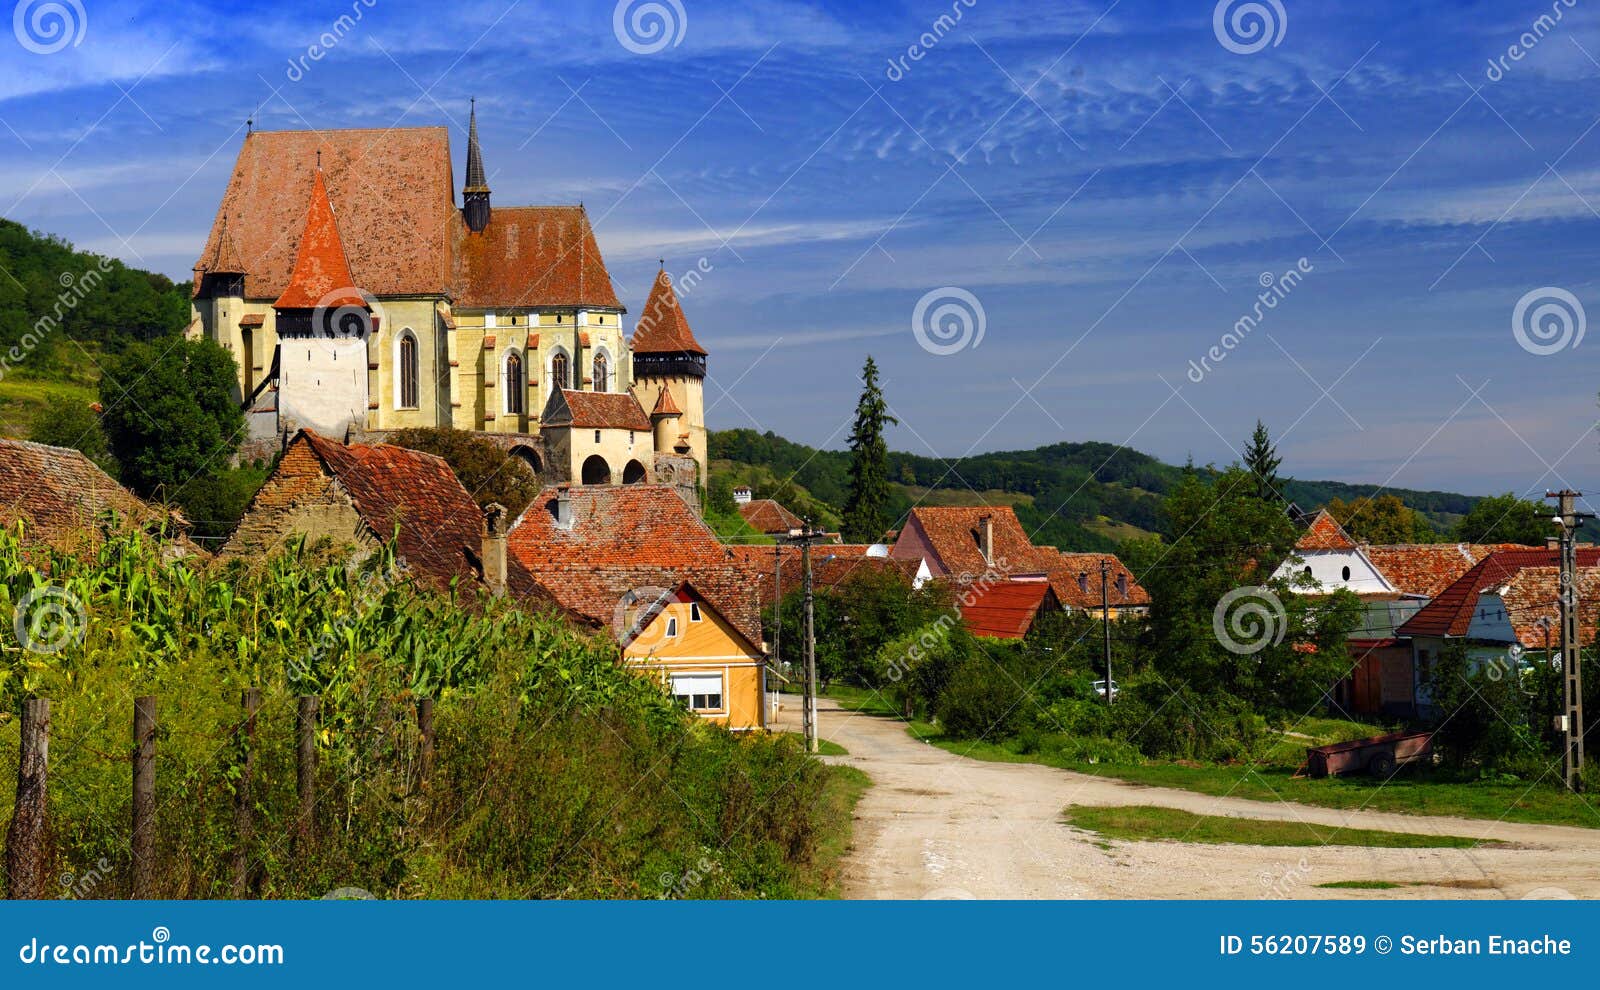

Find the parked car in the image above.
[{"left": 1093, "top": 679, "right": 1119, "bottom": 701}]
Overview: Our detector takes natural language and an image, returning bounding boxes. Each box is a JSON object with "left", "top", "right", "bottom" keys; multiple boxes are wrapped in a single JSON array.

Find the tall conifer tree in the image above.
[
  {"left": 842, "top": 356, "right": 898, "bottom": 543},
  {"left": 1243, "top": 419, "right": 1286, "bottom": 503}
]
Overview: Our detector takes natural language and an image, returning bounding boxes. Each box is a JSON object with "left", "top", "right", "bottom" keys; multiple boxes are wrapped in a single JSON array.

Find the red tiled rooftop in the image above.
[
  {"left": 1296, "top": 509, "right": 1358, "bottom": 552},
  {"left": 632, "top": 268, "right": 707, "bottom": 355},
  {"left": 895, "top": 505, "right": 1038, "bottom": 580},
  {"left": 737, "top": 499, "right": 805, "bottom": 535},
  {"left": 452, "top": 205, "right": 621, "bottom": 310},
  {"left": 961, "top": 580, "right": 1057, "bottom": 639},
  {"left": 273, "top": 170, "right": 366, "bottom": 311},
  {"left": 0, "top": 437, "right": 185, "bottom": 550},
  {"left": 1030, "top": 547, "right": 1151, "bottom": 610},
  {"left": 1396, "top": 547, "right": 1600, "bottom": 639},
  {"left": 544, "top": 389, "right": 651, "bottom": 432}
]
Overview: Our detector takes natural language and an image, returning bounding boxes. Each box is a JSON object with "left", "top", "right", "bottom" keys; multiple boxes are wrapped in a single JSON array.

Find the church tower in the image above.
[
  {"left": 271, "top": 166, "right": 373, "bottom": 441},
  {"left": 193, "top": 212, "right": 250, "bottom": 400},
  {"left": 631, "top": 264, "right": 708, "bottom": 487},
  {"left": 461, "top": 98, "right": 491, "bottom": 233}
]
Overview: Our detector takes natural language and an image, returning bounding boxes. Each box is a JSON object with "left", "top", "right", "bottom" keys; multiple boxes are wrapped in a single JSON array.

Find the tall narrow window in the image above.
[
  {"left": 551, "top": 351, "right": 570, "bottom": 391},
  {"left": 398, "top": 331, "right": 419, "bottom": 409},
  {"left": 593, "top": 352, "right": 609, "bottom": 392},
  {"left": 505, "top": 351, "right": 524, "bottom": 415}
]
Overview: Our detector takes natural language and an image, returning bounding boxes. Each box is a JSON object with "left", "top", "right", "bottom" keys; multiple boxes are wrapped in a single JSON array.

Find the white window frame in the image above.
[
  {"left": 669, "top": 671, "right": 725, "bottom": 713},
  {"left": 547, "top": 345, "right": 572, "bottom": 392}
]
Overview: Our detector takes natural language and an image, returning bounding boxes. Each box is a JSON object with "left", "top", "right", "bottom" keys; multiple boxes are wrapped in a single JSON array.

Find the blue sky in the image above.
[{"left": 2, "top": 0, "right": 1598, "bottom": 497}]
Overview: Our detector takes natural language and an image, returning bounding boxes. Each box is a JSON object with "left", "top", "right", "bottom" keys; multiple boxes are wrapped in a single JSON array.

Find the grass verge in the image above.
[
  {"left": 1064, "top": 805, "right": 1496, "bottom": 848},
  {"left": 799, "top": 765, "right": 871, "bottom": 898},
  {"left": 906, "top": 723, "right": 1600, "bottom": 830},
  {"left": 780, "top": 732, "right": 848, "bottom": 756}
]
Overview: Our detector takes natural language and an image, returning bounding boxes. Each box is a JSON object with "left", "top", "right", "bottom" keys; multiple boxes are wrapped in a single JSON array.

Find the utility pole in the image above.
[
  {"left": 1548, "top": 490, "right": 1593, "bottom": 791},
  {"left": 1101, "top": 558, "right": 1113, "bottom": 707},
  {"left": 788, "top": 523, "right": 828, "bottom": 754}
]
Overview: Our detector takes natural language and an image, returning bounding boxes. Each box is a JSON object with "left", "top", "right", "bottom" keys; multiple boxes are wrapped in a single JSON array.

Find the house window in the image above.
[
  {"left": 593, "top": 351, "right": 610, "bottom": 392},
  {"left": 397, "top": 331, "right": 419, "bottom": 409},
  {"left": 690, "top": 603, "right": 702, "bottom": 622},
  {"left": 670, "top": 672, "right": 724, "bottom": 712},
  {"left": 594, "top": 429, "right": 602, "bottom": 444},
  {"left": 666, "top": 616, "right": 678, "bottom": 638},
  {"left": 1077, "top": 571, "right": 1088, "bottom": 593},
  {"left": 1116, "top": 573, "right": 1128, "bottom": 596},
  {"left": 504, "top": 350, "right": 524, "bottom": 415},
  {"left": 550, "top": 351, "right": 570, "bottom": 391},
  {"left": 1341, "top": 565, "right": 1352, "bottom": 582}
]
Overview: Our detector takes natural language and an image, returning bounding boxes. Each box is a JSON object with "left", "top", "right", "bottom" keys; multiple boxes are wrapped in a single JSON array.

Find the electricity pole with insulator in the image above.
[
  {"left": 1547, "top": 490, "right": 1593, "bottom": 792},
  {"left": 1101, "top": 558, "right": 1113, "bottom": 706}
]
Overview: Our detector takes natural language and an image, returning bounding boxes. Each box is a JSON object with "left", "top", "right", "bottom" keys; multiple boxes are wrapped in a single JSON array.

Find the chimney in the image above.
[
  {"left": 978, "top": 514, "right": 994, "bottom": 567},
  {"left": 553, "top": 485, "right": 574, "bottom": 530},
  {"left": 482, "top": 502, "right": 507, "bottom": 596}
]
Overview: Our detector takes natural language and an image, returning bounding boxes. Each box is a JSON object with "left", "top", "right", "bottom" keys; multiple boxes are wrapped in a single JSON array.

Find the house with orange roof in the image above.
[
  {"left": 506, "top": 484, "right": 768, "bottom": 729},
  {"left": 1270, "top": 509, "right": 1399, "bottom": 598},
  {"left": 190, "top": 105, "right": 710, "bottom": 491},
  {"left": 737, "top": 497, "right": 806, "bottom": 537},
  {"left": 221, "top": 429, "right": 490, "bottom": 591},
  {"left": 960, "top": 578, "right": 1061, "bottom": 639}
]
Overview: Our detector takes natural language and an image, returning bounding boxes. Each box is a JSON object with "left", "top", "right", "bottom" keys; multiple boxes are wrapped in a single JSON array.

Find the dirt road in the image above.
[{"left": 783, "top": 698, "right": 1600, "bottom": 899}]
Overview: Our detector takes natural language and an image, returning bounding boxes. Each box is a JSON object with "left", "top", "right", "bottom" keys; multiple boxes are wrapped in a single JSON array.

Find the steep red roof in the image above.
[
  {"left": 507, "top": 485, "right": 760, "bottom": 645},
  {"left": 0, "top": 438, "right": 191, "bottom": 551},
  {"left": 738, "top": 499, "right": 804, "bottom": 535},
  {"left": 1397, "top": 547, "right": 1600, "bottom": 639},
  {"left": 274, "top": 170, "right": 366, "bottom": 311},
  {"left": 961, "top": 580, "right": 1058, "bottom": 639},
  {"left": 1297, "top": 509, "right": 1358, "bottom": 551},
  {"left": 199, "top": 211, "right": 246, "bottom": 275},
  {"left": 452, "top": 206, "right": 621, "bottom": 310},
  {"left": 194, "top": 128, "right": 456, "bottom": 300},
  {"left": 299, "top": 431, "right": 483, "bottom": 588},
  {"left": 632, "top": 268, "right": 707, "bottom": 355},
  {"left": 543, "top": 389, "right": 651, "bottom": 432},
  {"left": 1031, "top": 547, "right": 1151, "bottom": 610},
  {"left": 1498, "top": 566, "right": 1600, "bottom": 649},
  {"left": 728, "top": 545, "right": 920, "bottom": 610},
  {"left": 895, "top": 506, "right": 1039, "bottom": 580},
  {"left": 651, "top": 387, "right": 682, "bottom": 417}
]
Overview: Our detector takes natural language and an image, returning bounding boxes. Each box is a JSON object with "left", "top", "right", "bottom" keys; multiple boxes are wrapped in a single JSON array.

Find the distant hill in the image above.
[
  {"left": 0, "top": 220, "right": 191, "bottom": 438},
  {"left": 708, "top": 428, "right": 1491, "bottom": 551}
]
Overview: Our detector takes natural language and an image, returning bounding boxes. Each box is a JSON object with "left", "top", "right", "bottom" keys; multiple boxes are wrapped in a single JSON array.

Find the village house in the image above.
[
  {"left": 221, "top": 429, "right": 489, "bottom": 591},
  {"left": 889, "top": 506, "right": 1149, "bottom": 632},
  {"left": 732, "top": 543, "right": 929, "bottom": 614},
  {"left": 188, "top": 108, "right": 707, "bottom": 493},
  {"left": 0, "top": 438, "right": 199, "bottom": 557},
  {"left": 505, "top": 484, "right": 767, "bottom": 729},
  {"left": 737, "top": 497, "right": 806, "bottom": 538},
  {"left": 959, "top": 578, "right": 1061, "bottom": 639},
  {"left": 1396, "top": 547, "right": 1600, "bottom": 715}
]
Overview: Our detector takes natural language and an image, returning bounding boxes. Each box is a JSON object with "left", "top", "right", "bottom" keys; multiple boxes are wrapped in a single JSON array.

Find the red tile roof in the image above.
[
  {"left": 632, "top": 268, "right": 707, "bottom": 355},
  {"left": 194, "top": 128, "right": 456, "bottom": 300},
  {"left": 506, "top": 485, "right": 762, "bottom": 646},
  {"left": 960, "top": 580, "right": 1058, "bottom": 639},
  {"left": 737, "top": 499, "right": 804, "bottom": 535},
  {"left": 728, "top": 545, "right": 921, "bottom": 610},
  {"left": 452, "top": 206, "right": 621, "bottom": 310},
  {"left": 0, "top": 438, "right": 190, "bottom": 551},
  {"left": 651, "top": 387, "right": 682, "bottom": 417},
  {"left": 299, "top": 431, "right": 483, "bottom": 588},
  {"left": 543, "top": 389, "right": 651, "bottom": 432},
  {"left": 1031, "top": 547, "right": 1151, "bottom": 610},
  {"left": 897, "top": 506, "right": 1039, "bottom": 580},
  {"left": 200, "top": 211, "right": 246, "bottom": 274},
  {"left": 1362, "top": 543, "right": 1531, "bottom": 599},
  {"left": 1297, "top": 509, "right": 1358, "bottom": 551},
  {"left": 273, "top": 170, "right": 366, "bottom": 311},
  {"left": 1396, "top": 547, "right": 1600, "bottom": 639},
  {"left": 1498, "top": 566, "right": 1600, "bottom": 648}
]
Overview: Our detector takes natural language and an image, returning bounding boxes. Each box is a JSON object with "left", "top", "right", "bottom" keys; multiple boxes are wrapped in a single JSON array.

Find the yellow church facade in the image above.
[{"left": 188, "top": 106, "right": 708, "bottom": 489}]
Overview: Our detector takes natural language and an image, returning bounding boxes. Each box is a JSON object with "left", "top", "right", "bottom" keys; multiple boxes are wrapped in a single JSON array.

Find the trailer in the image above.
[{"left": 1305, "top": 731, "right": 1432, "bottom": 779}]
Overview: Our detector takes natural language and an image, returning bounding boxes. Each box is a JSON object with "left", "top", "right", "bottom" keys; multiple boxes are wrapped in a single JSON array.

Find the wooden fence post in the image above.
[
  {"left": 4, "top": 698, "right": 49, "bottom": 899},
  {"left": 295, "top": 696, "right": 318, "bottom": 850},
  {"left": 131, "top": 695, "right": 156, "bottom": 899},
  {"left": 416, "top": 697, "right": 435, "bottom": 788},
  {"left": 230, "top": 687, "right": 260, "bottom": 897}
]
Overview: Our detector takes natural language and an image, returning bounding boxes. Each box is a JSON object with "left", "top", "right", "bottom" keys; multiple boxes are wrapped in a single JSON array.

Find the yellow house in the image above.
[{"left": 619, "top": 583, "right": 767, "bottom": 730}]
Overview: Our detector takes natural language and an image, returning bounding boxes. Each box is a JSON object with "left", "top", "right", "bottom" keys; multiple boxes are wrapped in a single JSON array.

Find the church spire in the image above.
[{"left": 462, "top": 97, "right": 491, "bottom": 233}]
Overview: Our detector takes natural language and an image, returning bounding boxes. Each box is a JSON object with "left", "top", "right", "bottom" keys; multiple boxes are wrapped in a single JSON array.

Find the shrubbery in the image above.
[{"left": 0, "top": 526, "right": 834, "bottom": 899}]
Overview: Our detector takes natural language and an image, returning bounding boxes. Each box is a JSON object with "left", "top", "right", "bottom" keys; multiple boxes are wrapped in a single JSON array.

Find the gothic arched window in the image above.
[
  {"left": 593, "top": 352, "right": 609, "bottom": 392},
  {"left": 551, "top": 351, "right": 570, "bottom": 391},
  {"left": 505, "top": 350, "right": 524, "bottom": 415},
  {"left": 397, "top": 331, "right": 419, "bottom": 409}
]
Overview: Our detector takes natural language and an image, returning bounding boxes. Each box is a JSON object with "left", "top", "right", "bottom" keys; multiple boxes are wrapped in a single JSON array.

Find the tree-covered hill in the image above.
[{"left": 708, "top": 428, "right": 1493, "bottom": 551}]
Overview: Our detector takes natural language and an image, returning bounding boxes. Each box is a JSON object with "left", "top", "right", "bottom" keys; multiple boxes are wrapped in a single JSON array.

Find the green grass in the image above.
[
  {"left": 780, "top": 732, "right": 848, "bottom": 756},
  {"left": 906, "top": 723, "right": 1600, "bottom": 830},
  {"left": 1317, "top": 880, "right": 1403, "bottom": 890},
  {"left": 800, "top": 765, "right": 871, "bottom": 898},
  {"left": 1063, "top": 805, "right": 1496, "bottom": 848},
  {"left": 0, "top": 373, "right": 97, "bottom": 441},
  {"left": 821, "top": 684, "right": 902, "bottom": 718}
]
